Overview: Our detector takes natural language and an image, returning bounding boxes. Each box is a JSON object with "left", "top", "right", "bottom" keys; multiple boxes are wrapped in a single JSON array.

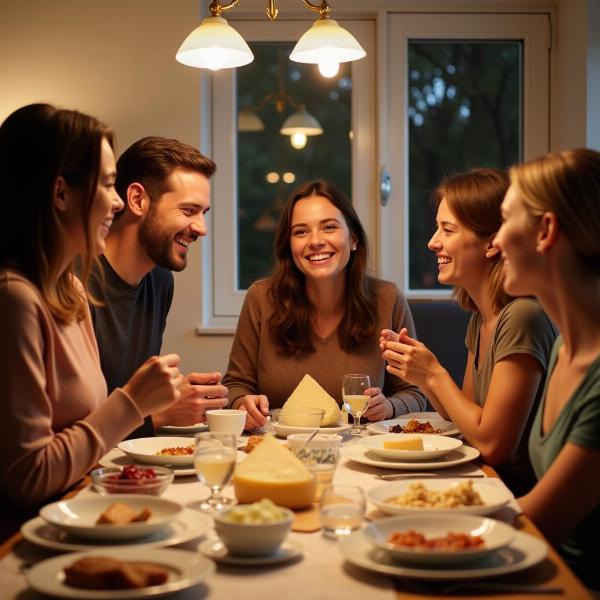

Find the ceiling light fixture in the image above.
[
  {"left": 176, "top": 0, "right": 366, "bottom": 75},
  {"left": 238, "top": 50, "right": 323, "bottom": 149}
]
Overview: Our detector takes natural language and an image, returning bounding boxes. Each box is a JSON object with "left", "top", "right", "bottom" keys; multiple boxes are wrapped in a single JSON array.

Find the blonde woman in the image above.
[
  {"left": 494, "top": 148, "right": 600, "bottom": 591},
  {"left": 381, "top": 169, "right": 556, "bottom": 495}
]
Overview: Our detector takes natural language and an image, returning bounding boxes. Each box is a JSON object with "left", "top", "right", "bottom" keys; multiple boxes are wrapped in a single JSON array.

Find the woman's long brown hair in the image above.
[{"left": 267, "top": 180, "right": 377, "bottom": 355}]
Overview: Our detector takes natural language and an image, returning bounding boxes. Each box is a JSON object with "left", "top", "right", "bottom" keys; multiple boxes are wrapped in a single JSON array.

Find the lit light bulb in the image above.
[
  {"left": 318, "top": 58, "right": 339, "bottom": 78},
  {"left": 290, "top": 132, "right": 307, "bottom": 149}
]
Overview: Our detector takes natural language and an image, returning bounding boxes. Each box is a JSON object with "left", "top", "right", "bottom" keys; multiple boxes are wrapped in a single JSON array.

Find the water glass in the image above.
[
  {"left": 342, "top": 374, "right": 370, "bottom": 436},
  {"left": 191, "top": 432, "right": 237, "bottom": 512},
  {"left": 319, "top": 484, "right": 366, "bottom": 538}
]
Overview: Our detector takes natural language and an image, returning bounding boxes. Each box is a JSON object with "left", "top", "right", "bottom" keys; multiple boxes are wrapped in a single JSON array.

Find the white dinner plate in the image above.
[
  {"left": 339, "top": 529, "right": 547, "bottom": 580},
  {"left": 118, "top": 437, "right": 195, "bottom": 467},
  {"left": 341, "top": 443, "right": 480, "bottom": 470},
  {"left": 40, "top": 495, "right": 182, "bottom": 541},
  {"left": 361, "top": 434, "right": 463, "bottom": 460},
  {"left": 198, "top": 538, "right": 303, "bottom": 566},
  {"left": 100, "top": 448, "right": 246, "bottom": 477},
  {"left": 21, "top": 509, "right": 211, "bottom": 552},
  {"left": 273, "top": 423, "right": 352, "bottom": 438},
  {"left": 366, "top": 418, "right": 460, "bottom": 437},
  {"left": 158, "top": 423, "right": 209, "bottom": 435},
  {"left": 367, "top": 479, "right": 512, "bottom": 516},
  {"left": 364, "top": 514, "right": 515, "bottom": 565},
  {"left": 26, "top": 547, "right": 215, "bottom": 599}
]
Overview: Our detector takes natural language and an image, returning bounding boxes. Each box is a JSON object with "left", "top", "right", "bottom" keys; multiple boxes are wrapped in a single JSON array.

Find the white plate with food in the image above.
[
  {"left": 273, "top": 423, "right": 352, "bottom": 438},
  {"left": 99, "top": 449, "right": 196, "bottom": 477},
  {"left": 40, "top": 495, "right": 182, "bottom": 541},
  {"left": 157, "top": 422, "right": 209, "bottom": 435},
  {"left": 367, "top": 479, "right": 512, "bottom": 516},
  {"left": 198, "top": 538, "right": 303, "bottom": 566},
  {"left": 118, "top": 437, "right": 195, "bottom": 467},
  {"left": 21, "top": 508, "right": 211, "bottom": 552},
  {"left": 26, "top": 547, "right": 215, "bottom": 599},
  {"left": 361, "top": 433, "right": 463, "bottom": 461},
  {"left": 339, "top": 528, "right": 547, "bottom": 580},
  {"left": 366, "top": 418, "right": 459, "bottom": 437},
  {"left": 364, "top": 514, "right": 515, "bottom": 565},
  {"left": 341, "top": 443, "right": 480, "bottom": 470}
]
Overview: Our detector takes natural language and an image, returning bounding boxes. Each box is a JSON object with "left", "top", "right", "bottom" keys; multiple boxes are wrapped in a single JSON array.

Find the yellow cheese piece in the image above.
[
  {"left": 383, "top": 437, "right": 424, "bottom": 450},
  {"left": 233, "top": 435, "right": 316, "bottom": 509},
  {"left": 280, "top": 374, "right": 341, "bottom": 427}
]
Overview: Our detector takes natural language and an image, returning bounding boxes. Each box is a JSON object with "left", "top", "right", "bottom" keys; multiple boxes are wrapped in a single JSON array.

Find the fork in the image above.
[
  {"left": 376, "top": 473, "right": 486, "bottom": 480},
  {"left": 400, "top": 579, "right": 563, "bottom": 595}
]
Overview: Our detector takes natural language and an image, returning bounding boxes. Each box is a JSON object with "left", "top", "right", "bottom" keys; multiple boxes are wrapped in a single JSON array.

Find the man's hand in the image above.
[{"left": 152, "top": 372, "right": 228, "bottom": 429}]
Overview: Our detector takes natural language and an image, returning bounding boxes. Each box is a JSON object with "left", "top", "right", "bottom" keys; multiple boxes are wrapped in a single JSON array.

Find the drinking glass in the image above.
[
  {"left": 191, "top": 432, "right": 237, "bottom": 512},
  {"left": 320, "top": 485, "right": 366, "bottom": 539},
  {"left": 342, "top": 374, "right": 370, "bottom": 436}
]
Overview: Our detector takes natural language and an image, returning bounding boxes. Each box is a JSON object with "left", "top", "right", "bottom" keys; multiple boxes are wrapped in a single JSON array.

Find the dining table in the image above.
[{"left": 0, "top": 415, "right": 594, "bottom": 600}]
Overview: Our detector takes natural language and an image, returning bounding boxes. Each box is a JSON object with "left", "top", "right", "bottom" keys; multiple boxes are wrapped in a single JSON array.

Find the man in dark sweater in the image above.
[{"left": 89, "top": 136, "right": 228, "bottom": 438}]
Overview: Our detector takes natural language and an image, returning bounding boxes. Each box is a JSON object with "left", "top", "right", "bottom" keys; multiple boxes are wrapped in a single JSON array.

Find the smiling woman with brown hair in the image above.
[
  {"left": 0, "top": 104, "right": 182, "bottom": 509},
  {"left": 381, "top": 168, "right": 557, "bottom": 496},
  {"left": 224, "top": 179, "right": 426, "bottom": 430}
]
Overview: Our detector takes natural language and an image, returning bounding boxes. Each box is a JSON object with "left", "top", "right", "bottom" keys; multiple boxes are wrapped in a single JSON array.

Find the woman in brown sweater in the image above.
[
  {"left": 224, "top": 180, "right": 425, "bottom": 430},
  {"left": 0, "top": 104, "right": 182, "bottom": 508}
]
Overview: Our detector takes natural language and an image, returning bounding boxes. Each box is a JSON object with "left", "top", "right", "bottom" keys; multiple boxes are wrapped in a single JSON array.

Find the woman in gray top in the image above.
[{"left": 381, "top": 168, "right": 556, "bottom": 495}]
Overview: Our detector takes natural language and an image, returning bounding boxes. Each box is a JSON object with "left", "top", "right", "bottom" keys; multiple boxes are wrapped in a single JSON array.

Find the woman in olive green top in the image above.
[
  {"left": 494, "top": 148, "right": 600, "bottom": 591},
  {"left": 381, "top": 169, "right": 556, "bottom": 496}
]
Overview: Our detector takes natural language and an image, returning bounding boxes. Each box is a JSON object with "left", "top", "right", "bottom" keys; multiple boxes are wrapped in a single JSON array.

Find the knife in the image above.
[{"left": 375, "top": 472, "right": 486, "bottom": 480}]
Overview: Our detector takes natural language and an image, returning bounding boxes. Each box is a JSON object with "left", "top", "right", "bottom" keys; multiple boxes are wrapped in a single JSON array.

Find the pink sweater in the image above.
[{"left": 0, "top": 269, "right": 144, "bottom": 507}]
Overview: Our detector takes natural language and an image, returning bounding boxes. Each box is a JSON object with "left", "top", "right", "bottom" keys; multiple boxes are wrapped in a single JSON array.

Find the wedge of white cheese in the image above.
[
  {"left": 280, "top": 374, "right": 341, "bottom": 427},
  {"left": 233, "top": 435, "right": 316, "bottom": 508}
]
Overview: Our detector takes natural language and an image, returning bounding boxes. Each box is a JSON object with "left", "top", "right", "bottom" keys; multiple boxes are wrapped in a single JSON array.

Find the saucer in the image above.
[{"left": 198, "top": 538, "right": 303, "bottom": 566}]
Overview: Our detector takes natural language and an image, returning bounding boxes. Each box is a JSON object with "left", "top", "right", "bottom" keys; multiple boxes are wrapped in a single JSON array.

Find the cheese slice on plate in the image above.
[
  {"left": 383, "top": 437, "right": 424, "bottom": 450},
  {"left": 233, "top": 435, "right": 316, "bottom": 509},
  {"left": 280, "top": 374, "right": 341, "bottom": 427}
]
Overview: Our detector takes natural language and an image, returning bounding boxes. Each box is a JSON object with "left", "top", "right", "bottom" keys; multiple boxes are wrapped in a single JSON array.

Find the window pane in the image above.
[
  {"left": 408, "top": 41, "right": 522, "bottom": 290},
  {"left": 237, "top": 42, "right": 352, "bottom": 290}
]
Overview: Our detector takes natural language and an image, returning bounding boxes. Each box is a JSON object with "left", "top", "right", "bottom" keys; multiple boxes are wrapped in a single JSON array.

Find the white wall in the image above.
[{"left": 1, "top": 0, "right": 597, "bottom": 377}]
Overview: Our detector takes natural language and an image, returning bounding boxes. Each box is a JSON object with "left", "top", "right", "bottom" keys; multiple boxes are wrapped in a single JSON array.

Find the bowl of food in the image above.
[
  {"left": 39, "top": 495, "right": 183, "bottom": 541},
  {"left": 367, "top": 479, "right": 511, "bottom": 516},
  {"left": 361, "top": 433, "right": 463, "bottom": 461},
  {"left": 278, "top": 408, "right": 325, "bottom": 428},
  {"left": 91, "top": 465, "right": 174, "bottom": 496},
  {"left": 364, "top": 514, "right": 515, "bottom": 565},
  {"left": 213, "top": 499, "right": 293, "bottom": 557}
]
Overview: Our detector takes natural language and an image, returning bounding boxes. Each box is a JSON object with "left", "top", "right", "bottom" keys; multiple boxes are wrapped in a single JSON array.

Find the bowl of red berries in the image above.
[{"left": 90, "top": 465, "right": 174, "bottom": 496}]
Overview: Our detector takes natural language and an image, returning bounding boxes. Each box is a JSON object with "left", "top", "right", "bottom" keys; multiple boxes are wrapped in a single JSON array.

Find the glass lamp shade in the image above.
[
  {"left": 238, "top": 108, "right": 265, "bottom": 132},
  {"left": 279, "top": 108, "right": 323, "bottom": 136},
  {"left": 176, "top": 16, "right": 254, "bottom": 70},
  {"left": 290, "top": 18, "right": 366, "bottom": 65}
]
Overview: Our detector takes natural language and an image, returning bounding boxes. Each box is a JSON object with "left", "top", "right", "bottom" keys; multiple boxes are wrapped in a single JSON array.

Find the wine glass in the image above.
[
  {"left": 191, "top": 432, "right": 237, "bottom": 512},
  {"left": 342, "top": 374, "right": 370, "bottom": 437}
]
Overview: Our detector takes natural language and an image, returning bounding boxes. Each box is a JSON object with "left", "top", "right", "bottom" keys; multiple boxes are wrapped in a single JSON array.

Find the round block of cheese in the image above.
[{"left": 233, "top": 436, "right": 316, "bottom": 509}]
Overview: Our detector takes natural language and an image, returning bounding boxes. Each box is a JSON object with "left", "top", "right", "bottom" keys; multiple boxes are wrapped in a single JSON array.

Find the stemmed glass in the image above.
[
  {"left": 342, "top": 374, "right": 370, "bottom": 437},
  {"left": 191, "top": 432, "right": 237, "bottom": 512}
]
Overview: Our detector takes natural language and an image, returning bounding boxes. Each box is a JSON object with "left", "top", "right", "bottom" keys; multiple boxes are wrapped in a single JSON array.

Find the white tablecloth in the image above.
[{"left": 1, "top": 425, "right": 520, "bottom": 600}]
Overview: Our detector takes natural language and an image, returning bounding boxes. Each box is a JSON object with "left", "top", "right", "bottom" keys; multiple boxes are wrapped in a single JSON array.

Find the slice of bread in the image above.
[
  {"left": 96, "top": 502, "right": 152, "bottom": 525},
  {"left": 64, "top": 556, "right": 169, "bottom": 590}
]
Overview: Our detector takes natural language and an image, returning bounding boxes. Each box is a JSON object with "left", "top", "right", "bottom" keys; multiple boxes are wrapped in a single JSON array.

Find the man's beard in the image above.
[{"left": 138, "top": 207, "right": 187, "bottom": 272}]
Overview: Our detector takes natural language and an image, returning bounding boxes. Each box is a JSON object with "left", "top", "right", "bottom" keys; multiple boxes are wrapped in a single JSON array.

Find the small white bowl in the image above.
[
  {"left": 213, "top": 506, "right": 294, "bottom": 557},
  {"left": 279, "top": 408, "right": 325, "bottom": 428},
  {"left": 206, "top": 409, "right": 247, "bottom": 436},
  {"left": 117, "top": 437, "right": 194, "bottom": 467},
  {"left": 367, "top": 479, "right": 512, "bottom": 516},
  {"left": 39, "top": 495, "right": 182, "bottom": 540},
  {"left": 361, "top": 433, "right": 462, "bottom": 460},
  {"left": 364, "top": 514, "right": 516, "bottom": 565}
]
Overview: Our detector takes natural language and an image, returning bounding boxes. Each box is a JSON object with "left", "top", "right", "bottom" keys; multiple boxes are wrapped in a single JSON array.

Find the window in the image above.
[
  {"left": 206, "top": 19, "right": 375, "bottom": 327},
  {"left": 385, "top": 13, "right": 550, "bottom": 296}
]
